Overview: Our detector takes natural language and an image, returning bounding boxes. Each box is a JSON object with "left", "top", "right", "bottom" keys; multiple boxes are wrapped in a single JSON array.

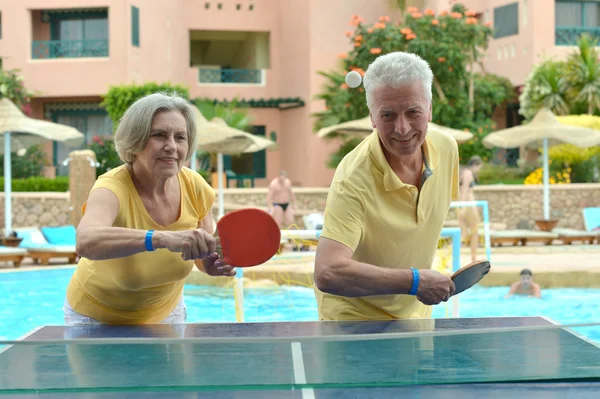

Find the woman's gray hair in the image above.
[
  {"left": 363, "top": 51, "right": 434, "bottom": 110},
  {"left": 113, "top": 92, "right": 198, "bottom": 164}
]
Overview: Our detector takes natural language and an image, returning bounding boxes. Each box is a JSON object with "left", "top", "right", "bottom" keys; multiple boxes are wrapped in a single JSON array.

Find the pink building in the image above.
[{"left": 0, "top": 0, "right": 595, "bottom": 186}]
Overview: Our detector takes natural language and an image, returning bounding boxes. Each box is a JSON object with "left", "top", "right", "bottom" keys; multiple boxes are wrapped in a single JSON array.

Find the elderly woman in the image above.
[{"left": 63, "top": 92, "right": 234, "bottom": 326}]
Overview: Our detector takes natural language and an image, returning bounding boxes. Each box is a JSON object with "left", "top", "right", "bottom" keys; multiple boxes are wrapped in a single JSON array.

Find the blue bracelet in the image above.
[
  {"left": 409, "top": 268, "right": 419, "bottom": 295},
  {"left": 145, "top": 230, "right": 155, "bottom": 252}
]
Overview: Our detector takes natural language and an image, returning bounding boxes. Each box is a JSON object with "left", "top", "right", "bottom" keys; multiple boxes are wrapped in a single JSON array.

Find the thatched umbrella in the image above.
[
  {"left": 0, "top": 98, "right": 84, "bottom": 233},
  {"left": 195, "top": 117, "right": 276, "bottom": 219},
  {"left": 317, "top": 116, "right": 474, "bottom": 143},
  {"left": 483, "top": 108, "right": 600, "bottom": 220}
]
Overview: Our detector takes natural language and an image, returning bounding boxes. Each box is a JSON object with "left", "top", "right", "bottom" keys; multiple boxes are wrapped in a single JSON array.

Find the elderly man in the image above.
[{"left": 314, "top": 52, "right": 460, "bottom": 321}]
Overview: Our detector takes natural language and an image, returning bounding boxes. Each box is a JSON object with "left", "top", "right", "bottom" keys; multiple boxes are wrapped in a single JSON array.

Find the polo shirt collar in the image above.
[{"left": 368, "top": 129, "right": 439, "bottom": 192}]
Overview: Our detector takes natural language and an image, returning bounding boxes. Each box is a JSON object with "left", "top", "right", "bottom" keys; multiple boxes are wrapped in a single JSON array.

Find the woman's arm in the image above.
[{"left": 76, "top": 188, "right": 157, "bottom": 260}]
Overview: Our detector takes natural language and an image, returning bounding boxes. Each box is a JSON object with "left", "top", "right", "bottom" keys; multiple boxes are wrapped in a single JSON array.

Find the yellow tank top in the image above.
[{"left": 66, "top": 165, "right": 215, "bottom": 324}]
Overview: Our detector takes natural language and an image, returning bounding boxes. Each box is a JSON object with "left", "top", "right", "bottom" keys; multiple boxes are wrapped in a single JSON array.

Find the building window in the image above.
[
  {"left": 223, "top": 125, "right": 267, "bottom": 180},
  {"left": 33, "top": 9, "right": 109, "bottom": 59},
  {"left": 493, "top": 3, "right": 519, "bottom": 39},
  {"left": 45, "top": 104, "right": 112, "bottom": 176},
  {"left": 555, "top": 0, "right": 600, "bottom": 45},
  {"left": 131, "top": 6, "right": 140, "bottom": 47}
]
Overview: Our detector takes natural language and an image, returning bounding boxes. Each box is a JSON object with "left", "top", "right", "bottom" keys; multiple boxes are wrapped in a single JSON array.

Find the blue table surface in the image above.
[{"left": 1, "top": 317, "right": 599, "bottom": 398}]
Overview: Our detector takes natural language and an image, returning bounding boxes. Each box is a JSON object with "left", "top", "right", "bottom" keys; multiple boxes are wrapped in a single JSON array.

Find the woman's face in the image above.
[{"left": 135, "top": 110, "right": 189, "bottom": 178}]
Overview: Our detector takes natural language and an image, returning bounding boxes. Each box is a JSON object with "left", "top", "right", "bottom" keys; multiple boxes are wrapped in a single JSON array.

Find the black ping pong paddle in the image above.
[{"left": 450, "top": 260, "right": 491, "bottom": 296}]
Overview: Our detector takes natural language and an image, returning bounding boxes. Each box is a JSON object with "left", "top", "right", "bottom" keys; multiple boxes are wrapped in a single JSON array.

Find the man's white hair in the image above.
[{"left": 363, "top": 51, "right": 433, "bottom": 110}]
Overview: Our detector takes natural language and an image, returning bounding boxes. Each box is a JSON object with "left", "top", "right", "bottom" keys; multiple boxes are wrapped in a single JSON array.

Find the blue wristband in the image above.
[
  {"left": 145, "top": 230, "right": 155, "bottom": 252},
  {"left": 409, "top": 268, "right": 419, "bottom": 295}
]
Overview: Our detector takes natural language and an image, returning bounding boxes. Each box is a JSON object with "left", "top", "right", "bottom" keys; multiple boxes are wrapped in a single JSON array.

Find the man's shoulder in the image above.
[
  {"left": 428, "top": 127, "right": 459, "bottom": 156},
  {"left": 331, "top": 137, "right": 373, "bottom": 189}
]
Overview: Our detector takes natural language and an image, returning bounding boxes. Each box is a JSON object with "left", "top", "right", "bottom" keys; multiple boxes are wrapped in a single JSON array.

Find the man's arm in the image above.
[
  {"left": 315, "top": 238, "right": 414, "bottom": 297},
  {"left": 532, "top": 283, "right": 542, "bottom": 298}
]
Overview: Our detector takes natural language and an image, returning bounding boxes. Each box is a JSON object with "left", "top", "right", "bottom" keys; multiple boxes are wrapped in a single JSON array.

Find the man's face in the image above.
[
  {"left": 520, "top": 274, "right": 532, "bottom": 287},
  {"left": 369, "top": 82, "right": 432, "bottom": 158}
]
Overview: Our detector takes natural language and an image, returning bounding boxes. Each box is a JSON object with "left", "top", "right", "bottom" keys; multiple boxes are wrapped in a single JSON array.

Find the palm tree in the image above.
[{"left": 566, "top": 33, "right": 600, "bottom": 115}]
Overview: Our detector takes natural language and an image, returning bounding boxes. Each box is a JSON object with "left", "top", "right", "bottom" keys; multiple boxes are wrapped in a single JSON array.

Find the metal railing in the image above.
[
  {"left": 198, "top": 68, "right": 263, "bottom": 84},
  {"left": 555, "top": 27, "right": 600, "bottom": 46},
  {"left": 32, "top": 40, "right": 109, "bottom": 59}
]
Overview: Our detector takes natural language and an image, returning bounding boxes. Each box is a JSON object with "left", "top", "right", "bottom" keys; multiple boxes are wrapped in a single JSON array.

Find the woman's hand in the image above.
[
  {"left": 157, "top": 229, "right": 216, "bottom": 261},
  {"left": 200, "top": 253, "right": 236, "bottom": 277}
]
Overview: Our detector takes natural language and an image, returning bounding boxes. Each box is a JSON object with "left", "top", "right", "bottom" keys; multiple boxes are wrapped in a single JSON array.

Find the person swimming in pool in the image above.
[
  {"left": 266, "top": 169, "right": 296, "bottom": 229},
  {"left": 505, "top": 269, "right": 542, "bottom": 298}
]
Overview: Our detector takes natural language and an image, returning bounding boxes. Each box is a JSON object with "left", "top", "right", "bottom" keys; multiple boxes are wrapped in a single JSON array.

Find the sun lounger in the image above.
[
  {"left": 0, "top": 246, "right": 28, "bottom": 267},
  {"left": 490, "top": 229, "right": 558, "bottom": 247},
  {"left": 15, "top": 226, "right": 78, "bottom": 265},
  {"left": 553, "top": 228, "right": 599, "bottom": 245}
]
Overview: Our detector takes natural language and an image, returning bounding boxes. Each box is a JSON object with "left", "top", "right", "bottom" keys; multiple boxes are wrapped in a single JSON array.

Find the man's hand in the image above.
[
  {"left": 200, "top": 253, "right": 236, "bottom": 277},
  {"left": 415, "top": 270, "right": 456, "bottom": 305}
]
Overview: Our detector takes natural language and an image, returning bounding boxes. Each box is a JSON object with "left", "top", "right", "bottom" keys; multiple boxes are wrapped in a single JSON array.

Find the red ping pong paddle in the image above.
[
  {"left": 450, "top": 260, "right": 491, "bottom": 296},
  {"left": 214, "top": 208, "right": 281, "bottom": 267}
]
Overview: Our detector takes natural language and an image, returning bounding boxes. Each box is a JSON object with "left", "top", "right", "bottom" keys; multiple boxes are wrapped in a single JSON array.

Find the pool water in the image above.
[{"left": 1, "top": 267, "right": 599, "bottom": 344}]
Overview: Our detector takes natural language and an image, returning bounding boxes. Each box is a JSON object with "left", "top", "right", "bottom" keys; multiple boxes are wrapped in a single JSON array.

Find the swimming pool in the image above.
[{"left": 1, "top": 267, "right": 599, "bottom": 343}]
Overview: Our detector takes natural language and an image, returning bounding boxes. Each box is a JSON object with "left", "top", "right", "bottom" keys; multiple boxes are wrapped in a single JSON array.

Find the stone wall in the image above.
[
  {"left": 1, "top": 183, "right": 598, "bottom": 231},
  {"left": 214, "top": 184, "right": 600, "bottom": 230},
  {"left": 0, "top": 192, "right": 70, "bottom": 229}
]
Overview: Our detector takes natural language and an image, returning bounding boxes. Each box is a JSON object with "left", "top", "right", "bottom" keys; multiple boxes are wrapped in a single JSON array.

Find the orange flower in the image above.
[
  {"left": 350, "top": 15, "right": 365, "bottom": 26},
  {"left": 373, "top": 22, "right": 387, "bottom": 29},
  {"left": 438, "top": 56, "right": 446, "bottom": 63},
  {"left": 412, "top": 12, "right": 423, "bottom": 18},
  {"left": 345, "top": 31, "right": 353, "bottom": 37},
  {"left": 406, "top": 33, "right": 417, "bottom": 40},
  {"left": 338, "top": 52, "right": 347, "bottom": 59},
  {"left": 463, "top": 128, "right": 470, "bottom": 132},
  {"left": 370, "top": 48, "right": 382, "bottom": 54},
  {"left": 367, "top": 28, "right": 374, "bottom": 33},
  {"left": 424, "top": 8, "right": 435, "bottom": 16},
  {"left": 352, "top": 67, "right": 366, "bottom": 76},
  {"left": 439, "top": 10, "right": 448, "bottom": 16},
  {"left": 354, "top": 41, "right": 361, "bottom": 47},
  {"left": 432, "top": 19, "right": 439, "bottom": 25},
  {"left": 379, "top": 15, "right": 391, "bottom": 22},
  {"left": 478, "top": 127, "right": 483, "bottom": 133},
  {"left": 451, "top": 12, "right": 463, "bottom": 18},
  {"left": 466, "top": 17, "right": 478, "bottom": 25},
  {"left": 485, "top": 21, "right": 492, "bottom": 27},
  {"left": 400, "top": 27, "right": 412, "bottom": 34},
  {"left": 465, "top": 10, "right": 477, "bottom": 17},
  {"left": 355, "top": 35, "right": 363, "bottom": 41},
  {"left": 449, "top": 67, "right": 454, "bottom": 72},
  {"left": 341, "top": 83, "right": 349, "bottom": 89},
  {"left": 407, "top": 6, "right": 419, "bottom": 13},
  {"left": 344, "top": 103, "right": 351, "bottom": 108}
]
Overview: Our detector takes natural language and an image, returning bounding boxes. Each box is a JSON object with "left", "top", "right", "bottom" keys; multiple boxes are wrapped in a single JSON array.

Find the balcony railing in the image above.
[
  {"left": 32, "top": 40, "right": 109, "bottom": 59},
  {"left": 556, "top": 27, "right": 600, "bottom": 46},
  {"left": 198, "top": 68, "right": 263, "bottom": 84}
]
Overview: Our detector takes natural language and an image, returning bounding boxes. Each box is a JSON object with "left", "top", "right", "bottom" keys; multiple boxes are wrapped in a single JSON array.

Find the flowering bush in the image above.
[
  {"left": 88, "top": 136, "right": 122, "bottom": 177},
  {"left": 0, "top": 68, "right": 34, "bottom": 115},
  {"left": 524, "top": 165, "right": 572, "bottom": 185},
  {"left": 314, "top": 3, "right": 515, "bottom": 167}
]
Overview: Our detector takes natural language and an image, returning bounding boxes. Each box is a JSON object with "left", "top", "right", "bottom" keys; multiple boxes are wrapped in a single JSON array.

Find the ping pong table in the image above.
[{"left": 1, "top": 316, "right": 599, "bottom": 398}]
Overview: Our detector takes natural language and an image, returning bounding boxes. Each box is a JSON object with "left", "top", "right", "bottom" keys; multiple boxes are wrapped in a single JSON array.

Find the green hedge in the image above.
[{"left": 0, "top": 177, "right": 70, "bottom": 192}]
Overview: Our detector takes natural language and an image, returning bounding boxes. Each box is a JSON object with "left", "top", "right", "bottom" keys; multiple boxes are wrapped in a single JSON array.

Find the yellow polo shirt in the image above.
[
  {"left": 66, "top": 165, "right": 215, "bottom": 324},
  {"left": 315, "top": 129, "right": 460, "bottom": 320}
]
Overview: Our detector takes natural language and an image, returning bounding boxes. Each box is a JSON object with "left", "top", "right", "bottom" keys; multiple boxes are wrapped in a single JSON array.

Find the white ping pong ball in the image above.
[{"left": 345, "top": 70, "right": 363, "bottom": 88}]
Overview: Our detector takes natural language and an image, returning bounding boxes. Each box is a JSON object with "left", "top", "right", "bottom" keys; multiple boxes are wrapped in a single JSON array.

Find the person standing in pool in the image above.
[{"left": 506, "top": 269, "right": 542, "bottom": 298}]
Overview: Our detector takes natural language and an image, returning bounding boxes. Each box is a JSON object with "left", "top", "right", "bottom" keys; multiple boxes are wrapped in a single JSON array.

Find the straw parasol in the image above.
[
  {"left": 316, "top": 115, "right": 474, "bottom": 143},
  {"left": 195, "top": 117, "right": 277, "bottom": 219},
  {"left": 483, "top": 108, "right": 600, "bottom": 221},
  {"left": 0, "top": 98, "right": 85, "bottom": 233}
]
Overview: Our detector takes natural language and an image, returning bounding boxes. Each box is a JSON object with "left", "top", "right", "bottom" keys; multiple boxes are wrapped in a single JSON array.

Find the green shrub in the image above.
[
  {"left": 0, "top": 176, "right": 69, "bottom": 192},
  {"left": 102, "top": 82, "right": 191, "bottom": 129}
]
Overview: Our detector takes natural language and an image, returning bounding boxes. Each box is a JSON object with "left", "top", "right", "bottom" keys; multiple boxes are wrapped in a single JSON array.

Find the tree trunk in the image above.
[{"left": 433, "top": 77, "right": 447, "bottom": 103}]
